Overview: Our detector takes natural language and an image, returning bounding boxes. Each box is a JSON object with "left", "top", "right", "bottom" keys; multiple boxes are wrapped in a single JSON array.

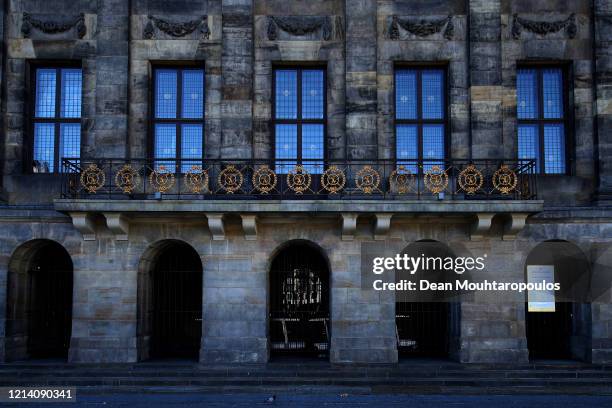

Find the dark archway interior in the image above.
[
  {"left": 6, "top": 240, "right": 73, "bottom": 361},
  {"left": 28, "top": 243, "right": 73, "bottom": 359},
  {"left": 149, "top": 242, "right": 203, "bottom": 360},
  {"left": 525, "top": 241, "right": 591, "bottom": 360},
  {"left": 396, "top": 240, "right": 455, "bottom": 359},
  {"left": 269, "top": 242, "right": 330, "bottom": 359}
]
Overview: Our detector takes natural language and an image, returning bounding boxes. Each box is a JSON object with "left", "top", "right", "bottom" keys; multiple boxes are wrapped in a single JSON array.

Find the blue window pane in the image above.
[
  {"left": 302, "top": 124, "right": 324, "bottom": 173},
  {"left": 275, "top": 70, "right": 297, "bottom": 119},
  {"left": 33, "top": 123, "right": 55, "bottom": 173},
  {"left": 396, "top": 124, "right": 418, "bottom": 172},
  {"left": 60, "top": 68, "right": 82, "bottom": 118},
  {"left": 275, "top": 124, "right": 297, "bottom": 173},
  {"left": 154, "top": 123, "right": 176, "bottom": 169},
  {"left": 35, "top": 69, "right": 56, "bottom": 118},
  {"left": 396, "top": 70, "right": 417, "bottom": 120},
  {"left": 182, "top": 69, "right": 204, "bottom": 119},
  {"left": 517, "top": 69, "right": 539, "bottom": 119},
  {"left": 181, "top": 124, "right": 203, "bottom": 173},
  {"left": 422, "top": 124, "right": 445, "bottom": 170},
  {"left": 302, "top": 70, "right": 324, "bottom": 119},
  {"left": 544, "top": 124, "right": 565, "bottom": 174},
  {"left": 543, "top": 68, "right": 563, "bottom": 119},
  {"left": 421, "top": 70, "right": 444, "bottom": 120},
  {"left": 155, "top": 70, "right": 177, "bottom": 119},
  {"left": 518, "top": 124, "right": 540, "bottom": 173},
  {"left": 59, "top": 123, "right": 81, "bottom": 161}
]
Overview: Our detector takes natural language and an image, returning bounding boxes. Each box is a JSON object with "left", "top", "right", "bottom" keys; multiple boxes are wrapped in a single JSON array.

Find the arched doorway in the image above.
[
  {"left": 138, "top": 240, "right": 202, "bottom": 360},
  {"left": 525, "top": 240, "right": 591, "bottom": 360},
  {"left": 6, "top": 240, "right": 73, "bottom": 360},
  {"left": 269, "top": 241, "right": 330, "bottom": 359},
  {"left": 396, "top": 240, "right": 458, "bottom": 359}
]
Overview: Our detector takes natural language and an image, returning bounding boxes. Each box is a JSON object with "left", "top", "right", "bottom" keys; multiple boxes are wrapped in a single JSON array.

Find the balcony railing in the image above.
[{"left": 60, "top": 158, "right": 537, "bottom": 201}]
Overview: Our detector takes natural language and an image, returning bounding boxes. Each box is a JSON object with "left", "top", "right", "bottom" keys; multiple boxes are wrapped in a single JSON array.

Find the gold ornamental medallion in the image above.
[
  {"left": 424, "top": 165, "right": 449, "bottom": 194},
  {"left": 287, "top": 164, "right": 312, "bottom": 194},
  {"left": 321, "top": 165, "right": 346, "bottom": 194},
  {"left": 115, "top": 164, "right": 141, "bottom": 194},
  {"left": 253, "top": 165, "right": 277, "bottom": 194},
  {"left": 355, "top": 165, "right": 381, "bottom": 194},
  {"left": 218, "top": 165, "right": 244, "bottom": 194},
  {"left": 458, "top": 164, "right": 483, "bottom": 195},
  {"left": 80, "top": 163, "right": 105, "bottom": 193},
  {"left": 493, "top": 165, "right": 518, "bottom": 195}
]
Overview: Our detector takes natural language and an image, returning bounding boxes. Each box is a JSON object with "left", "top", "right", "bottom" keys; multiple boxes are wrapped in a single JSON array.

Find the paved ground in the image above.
[{"left": 6, "top": 392, "right": 612, "bottom": 407}]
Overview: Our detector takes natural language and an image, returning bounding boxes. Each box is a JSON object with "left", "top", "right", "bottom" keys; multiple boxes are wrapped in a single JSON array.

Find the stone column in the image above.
[
  {"left": 469, "top": 0, "right": 503, "bottom": 159},
  {"left": 220, "top": 0, "right": 253, "bottom": 159},
  {"left": 90, "top": 0, "right": 129, "bottom": 159},
  {"left": 594, "top": 1, "right": 612, "bottom": 204},
  {"left": 345, "top": 0, "right": 377, "bottom": 159}
]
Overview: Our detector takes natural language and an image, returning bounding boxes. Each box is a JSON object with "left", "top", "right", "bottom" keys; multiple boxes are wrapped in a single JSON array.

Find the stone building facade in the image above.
[{"left": 0, "top": 0, "right": 611, "bottom": 364}]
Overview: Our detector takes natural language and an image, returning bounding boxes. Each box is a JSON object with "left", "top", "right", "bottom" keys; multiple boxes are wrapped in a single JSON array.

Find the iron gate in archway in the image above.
[
  {"left": 27, "top": 243, "right": 73, "bottom": 359},
  {"left": 150, "top": 243, "right": 203, "bottom": 359},
  {"left": 396, "top": 301, "right": 450, "bottom": 358},
  {"left": 270, "top": 243, "right": 330, "bottom": 358}
]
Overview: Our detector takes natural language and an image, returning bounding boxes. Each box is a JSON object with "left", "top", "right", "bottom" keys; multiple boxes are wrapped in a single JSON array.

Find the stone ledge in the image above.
[{"left": 54, "top": 199, "right": 544, "bottom": 214}]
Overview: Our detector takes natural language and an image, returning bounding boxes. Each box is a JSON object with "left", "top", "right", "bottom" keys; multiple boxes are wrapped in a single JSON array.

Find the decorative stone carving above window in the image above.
[
  {"left": 21, "top": 12, "right": 86, "bottom": 39},
  {"left": 144, "top": 15, "right": 210, "bottom": 40},
  {"left": 511, "top": 13, "right": 576, "bottom": 39},
  {"left": 267, "top": 16, "right": 344, "bottom": 41},
  {"left": 388, "top": 15, "right": 454, "bottom": 40}
]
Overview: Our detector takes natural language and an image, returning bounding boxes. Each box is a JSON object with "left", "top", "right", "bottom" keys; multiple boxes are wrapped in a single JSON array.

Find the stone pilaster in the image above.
[
  {"left": 221, "top": 0, "right": 253, "bottom": 159},
  {"left": 594, "top": 0, "right": 612, "bottom": 204},
  {"left": 330, "top": 239, "right": 397, "bottom": 364},
  {"left": 470, "top": 0, "right": 502, "bottom": 159},
  {"left": 0, "top": 0, "right": 5, "bottom": 201},
  {"left": 68, "top": 240, "right": 138, "bottom": 363},
  {"left": 91, "top": 0, "right": 129, "bottom": 159},
  {"left": 345, "top": 0, "right": 377, "bottom": 159},
  {"left": 200, "top": 250, "right": 268, "bottom": 364}
]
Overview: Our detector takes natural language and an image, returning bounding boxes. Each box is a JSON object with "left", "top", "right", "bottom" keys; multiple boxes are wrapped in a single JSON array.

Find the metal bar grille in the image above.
[
  {"left": 62, "top": 158, "right": 538, "bottom": 201},
  {"left": 150, "top": 243, "right": 203, "bottom": 359},
  {"left": 270, "top": 244, "right": 330, "bottom": 357}
]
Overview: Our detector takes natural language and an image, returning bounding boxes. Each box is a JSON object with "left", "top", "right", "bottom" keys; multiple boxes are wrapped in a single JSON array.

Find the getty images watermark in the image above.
[
  {"left": 360, "top": 241, "right": 604, "bottom": 303},
  {"left": 371, "top": 252, "right": 559, "bottom": 293}
]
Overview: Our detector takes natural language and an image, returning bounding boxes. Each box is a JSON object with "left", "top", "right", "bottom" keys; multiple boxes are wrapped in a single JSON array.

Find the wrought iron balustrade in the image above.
[{"left": 60, "top": 158, "right": 537, "bottom": 200}]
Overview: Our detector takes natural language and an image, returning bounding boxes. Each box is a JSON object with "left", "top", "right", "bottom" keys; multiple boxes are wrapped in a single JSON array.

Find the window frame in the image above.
[
  {"left": 272, "top": 65, "right": 327, "bottom": 170},
  {"left": 393, "top": 64, "right": 450, "bottom": 165},
  {"left": 516, "top": 64, "right": 571, "bottom": 175},
  {"left": 28, "top": 61, "right": 83, "bottom": 174},
  {"left": 149, "top": 63, "right": 206, "bottom": 167}
]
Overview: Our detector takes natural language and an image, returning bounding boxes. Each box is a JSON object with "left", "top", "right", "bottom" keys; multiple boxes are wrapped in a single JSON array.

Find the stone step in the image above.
[
  {"left": 2, "top": 375, "right": 612, "bottom": 387},
  {"left": 2, "top": 369, "right": 612, "bottom": 380},
  {"left": 3, "top": 370, "right": 612, "bottom": 379}
]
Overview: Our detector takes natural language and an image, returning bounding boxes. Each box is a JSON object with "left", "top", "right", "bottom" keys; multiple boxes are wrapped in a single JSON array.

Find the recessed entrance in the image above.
[
  {"left": 138, "top": 240, "right": 202, "bottom": 360},
  {"left": 396, "top": 302, "right": 449, "bottom": 358},
  {"left": 396, "top": 240, "right": 457, "bottom": 359},
  {"left": 6, "top": 240, "right": 73, "bottom": 360},
  {"left": 525, "top": 240, "right": 591, "bottom": 360},
  {"left": 269, "top": 241, "right": 330, "bottom": 359}
]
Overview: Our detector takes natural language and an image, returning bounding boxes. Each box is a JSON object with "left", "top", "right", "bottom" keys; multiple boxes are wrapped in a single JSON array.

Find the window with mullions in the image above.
[
  {"left": 395, "top": 68, "right": 446, "bottom": 172},
  {"left": 152, "top": 67, "right": 205, "bottom": 172},
  {"left": 517, "top": 67, "right": 567, "bottom": 174},
  {"left": 274, "top": 68, "right": 325, "bottom": 174},
  {"left": 32, "top": 67, "right": 82, "bottom": 173}
]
